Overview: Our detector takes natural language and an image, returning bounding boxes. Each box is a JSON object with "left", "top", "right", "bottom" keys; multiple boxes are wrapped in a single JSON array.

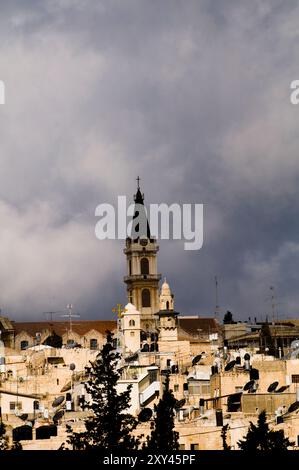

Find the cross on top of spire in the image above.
[{"left": 136, "top": 175, "right": 140, "bottom": 190}]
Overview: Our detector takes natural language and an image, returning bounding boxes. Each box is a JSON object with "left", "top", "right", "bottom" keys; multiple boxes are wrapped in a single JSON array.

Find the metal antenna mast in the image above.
[
  {"left": 61, "top": 304, "right": 80, "bottom": 338},
  {"left": 270, "top": 286, "right": 277, "bottom": 324},
  {"left": 214, "top": 276, "right": 220, "bottom": 319}
]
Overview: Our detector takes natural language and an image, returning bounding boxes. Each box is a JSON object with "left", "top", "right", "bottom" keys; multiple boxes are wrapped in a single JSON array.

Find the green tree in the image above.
[
  {"left": 238, "top": 410, "right": 293, "bottom": 451},
  {"left": 145, "top": 374, "right": 179, "bottom": 451},
  {"left": 260, "top": 323, "right": 276, "bottom": 356},
  {"left": 65, "top": 331, "right": 140, "bottom": 450},
  {"left": 223, "top": 311, "right": 234, "bottom": 324},
  {"left": 221, "top": 424, "right": 231, "bottom": 450},
  {"left": 43, "top": 332, "right": 62, "bottom": 348}
]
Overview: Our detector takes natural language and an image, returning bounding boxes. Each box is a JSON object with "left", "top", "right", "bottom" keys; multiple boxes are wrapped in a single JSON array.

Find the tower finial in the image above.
[{"left": 136, "top": 176, "right": 140, "bottom": 190}]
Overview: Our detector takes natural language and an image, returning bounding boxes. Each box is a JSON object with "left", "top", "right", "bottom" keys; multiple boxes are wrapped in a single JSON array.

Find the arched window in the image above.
[
  {"left": 129, "top": 319, "right": 135, "bottom": 327},
  {"left": 90, "top": 338, "right": 98, "bottom": 350},
  {"left": 20, "top": 340, "right": 29, "bottom": 350},
  {"left": 140, "top": 258, "right": 149, "bottom": 275},
  {"left": 129, "top": 260, "right": 132, "bottom": 275},
  {"left": 142, "top": 289, "right": 151, "bottom": 307},
  {"left": 166, "top": 301, "right": 170, "bottom": 310}
]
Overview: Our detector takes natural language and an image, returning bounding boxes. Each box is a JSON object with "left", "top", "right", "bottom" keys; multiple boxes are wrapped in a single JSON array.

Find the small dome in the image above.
[{"left": 123, "top": 303, "right": 140, "bottom": 315}]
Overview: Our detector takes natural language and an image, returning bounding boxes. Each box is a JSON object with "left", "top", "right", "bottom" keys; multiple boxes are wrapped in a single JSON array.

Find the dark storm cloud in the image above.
[{"left": 0, "top": 0, "right": 298, "bottom": 321}]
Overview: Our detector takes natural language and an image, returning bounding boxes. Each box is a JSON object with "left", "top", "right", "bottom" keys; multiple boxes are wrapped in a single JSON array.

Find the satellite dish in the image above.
[
  {"left": 192, "top": 355, "right": 202, "bottom": 366},
  {"left": 288, "top": 401, "right": 299, "bottom": 413},
  {"left": 243, "top": 380, "right": 255, "bottom": 391},
  {"left": 53, "top": 409, "right": 64, "bottom": 422},
  {"left": 19, "top": 413, "right": 28, "bottom": 421},
  {"left": 224, "top": 360, "right": 236, "bottom": 371},
  {"left": 175, "top": 399, "right": 186, "bottom": 409},
  {"left": 182, "top": 406, "right": 194, "bottom": 417},
  {"left": 138, "top": 408, "right": 153, "bottom": 422},
  {"left": 267, "top": 381, "right": 279, "bottom": 393},
  {"left": 52, "top": 396, "right": 65, "bottom": 408},
  {"left": 275, "top": 385, "right": 289, "bottom": 393},
  {"left": 69, "top": 363, "right": 76, "bottom": 371},
  {"left": 60, "top": 381, "right": 71, "bottom": 392}
]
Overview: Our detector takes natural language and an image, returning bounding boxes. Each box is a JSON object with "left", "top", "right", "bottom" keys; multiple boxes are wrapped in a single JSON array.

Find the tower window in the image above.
[
  {"left": 129, "top": 320, "right": 135, "bottom": 327},
  {"left": 129, "top": 260, "right": 132, "bottom": 276},
  {"left": 140, "top": 258, "right": 149, "bottom": 275},
  {"left": 130, "top": 332, "right": 135, "bottom": 337},
  {"left": 166, "top": 301, "right": 170, "bottom": 309},
  {"left": 142, "top": 289, "right": 151, "bottom": 307}
]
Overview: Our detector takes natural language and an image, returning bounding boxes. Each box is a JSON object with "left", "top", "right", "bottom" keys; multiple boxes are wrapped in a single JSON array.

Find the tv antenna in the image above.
[
  {"left": 43, "top": 311, "right": 64, "bottom": 322},
  {"left": 214, "top": 276, "right": 220, "bottom": 319},
  {"left": 269, "top": 286, "right": 278, "bottom": 323},
  {"left": 61, "top": 304, "right": 80, "bottom": 337}
]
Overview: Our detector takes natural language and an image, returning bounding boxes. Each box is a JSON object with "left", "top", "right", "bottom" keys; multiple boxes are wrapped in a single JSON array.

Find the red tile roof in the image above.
[
  {"left": 12, "top": 320, "right": 117, "bottom": 338},
  {"left": 178, "top": 317, "right": 220, "bottom": 336}
]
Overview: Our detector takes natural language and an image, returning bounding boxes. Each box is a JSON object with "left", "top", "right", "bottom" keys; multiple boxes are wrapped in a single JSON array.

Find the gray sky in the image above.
[{"left": 0, "top": 0, "right": 299, "bottom": 322}]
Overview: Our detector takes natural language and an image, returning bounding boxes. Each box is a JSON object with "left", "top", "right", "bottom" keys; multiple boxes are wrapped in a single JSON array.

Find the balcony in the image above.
[{"left": 124, "top": 274, "right": 162, "bottom": 283}]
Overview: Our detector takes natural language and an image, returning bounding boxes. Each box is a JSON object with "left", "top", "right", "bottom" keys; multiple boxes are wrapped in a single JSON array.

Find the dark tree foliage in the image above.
[
  {"left": 260, "top": 323, "right": 276, "bottom": 356},
  {"left": 238, "top": 410, "right": 294, "bottom": 451},
  {"left": 0, "top": 421, "right": 23, "bottom": 451},
  {"left": 43, "top": 332, "right": 63, "bottom": 348},
  {"left": 145, "top": 374, "right": 179, "bottom": 451},
  {"left": 221, "top": 424, "right": 231, "bottom": 450},
  {"left": 10, "top": 440, "right": 23, "bottom": 451},
  {"left": 223, "top": 311, "right": 235, "bottom": 324},
  {"left": 0, "top": 422, "right": 8, "bottom": 450},
  {"left": 64, "top": 331, "right": 140, "bottom": 450}
]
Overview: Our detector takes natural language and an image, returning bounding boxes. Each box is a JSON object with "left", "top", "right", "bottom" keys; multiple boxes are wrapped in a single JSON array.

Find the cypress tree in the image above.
[
  {"left": 65, "top": 331, "right": 140, "bottom": 450},
  {"left": 221, "top": 424, "right": 231, "bottom": 450},
  {"left": 145, "top": 374, "right": 179, "bottom": 451},
  {"left": 238, "top": 410, "right": 293, "bottom": 451}
]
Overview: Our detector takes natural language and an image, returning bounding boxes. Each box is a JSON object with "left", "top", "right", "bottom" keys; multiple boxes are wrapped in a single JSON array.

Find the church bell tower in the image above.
[{"left": 124, "top": 178, "right": 161, "bottom": 331}]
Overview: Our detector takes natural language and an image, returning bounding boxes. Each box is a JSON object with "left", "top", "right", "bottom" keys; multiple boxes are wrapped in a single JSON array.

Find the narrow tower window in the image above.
[
  {"left": 142, "top": 288, "right": 151, "bottom": 307},
  {"left": 140, "top": 258, "right": 149, "bottom": 275}
]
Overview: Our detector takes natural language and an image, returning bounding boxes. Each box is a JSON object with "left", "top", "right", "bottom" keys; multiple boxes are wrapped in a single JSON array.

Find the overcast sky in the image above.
[{"left": 0, "top": 0, "right": 299, "bottom": 322}]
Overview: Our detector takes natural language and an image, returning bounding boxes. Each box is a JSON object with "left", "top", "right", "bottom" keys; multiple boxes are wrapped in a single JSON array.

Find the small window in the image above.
[
  {"left": 191, "top": 443, "right": 199, "bottom": 450},
  {"left": 130, "top": 331, "right": 135, "bottom": 337},
  {"left": 90, "top": 338, "right": 98, "bottom": 350},
  {"left": 174, "top": 384, "right": 179, "bottom": 392},
  {"left": 166, "top": 301, "right": 169, "bottom": 309},
  {"left": 129, "top": 319, "right": 135, "bottom": 327},
  {"left": 10, "top": 402, "right": 22, "bottom": 411},
  {"left": 179, "top": 444, "right": 185, "bottom": 450},
  {"left": 292, "top": 375, "right": 299, "bottom": 383},
  {"left": 21, "top": 340, "right": 29, "bottom": 350}
]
